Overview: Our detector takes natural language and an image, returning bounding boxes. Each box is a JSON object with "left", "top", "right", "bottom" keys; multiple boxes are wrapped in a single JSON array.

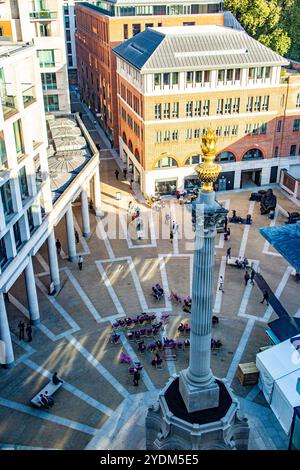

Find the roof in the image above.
[
  {"left": 113, "top": 25, "right": 289, "bottom": 72},
  {"left": 257, "top": 335, "right": 300, "bottom": 381},
  {"left": 268, "top": 317, "right": 300, "bottom": 343},
  {"left": 260, "top": 222, "right": 300, "bottom": 273}
]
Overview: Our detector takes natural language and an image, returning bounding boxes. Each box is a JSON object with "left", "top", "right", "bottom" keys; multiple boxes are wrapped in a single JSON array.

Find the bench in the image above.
[
  {"left": 226, "top": 256, "right": 252, "bottom": 269},
  {"left": 31, "top": 380, "right": 63, "bottom": 407}
]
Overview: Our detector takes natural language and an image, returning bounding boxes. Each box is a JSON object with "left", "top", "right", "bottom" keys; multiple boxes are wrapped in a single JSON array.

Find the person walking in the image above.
[
  {"left": 226, "top": 247, "right": 231, "bottom": 260},
  {"left": 250, "top": 269, "right": 255, "bottom": 285},
  {"left": 224, "top": 227, "right": 231, "bottom": 241},
  {"left": 123, "top": 168, "right": 127, "bottom": 179},
  {"left": 78, "top": 255, "right": 83, "bottom": 271},
  {"left": 133, "top": 368, "right": 140, "bottom": 386},
  {"left": 75, "top": 230, "right": 79, "bottom": 244},
  {"left": 170, "top": 230, "right": 174, "bottom": 244},
  {"left": 130, "top": 178, "right": 133, "bottom": 190},
  {"left": 26, "top": 323, "right": 32, "bottom": 343},
  {"left": 115, "top": 169, "right": 119, "bottom": 180},
  {"left": 260, "top": 290, "right": 269, "bottom": 306},
  {"left": 219, "top": 275, "right": 224, "bottom": 293},
  {"left": 56, "top": 239, "right": 61, "bottom": 255},
  {"left": 18, "top": 320, "right": 25, "bottom": 340},
  {"left": 128, "top": 200, "right": 133, "bottom": 213},
  {"left": 244, "top": 271, "right": 250, "bottom": 286}
]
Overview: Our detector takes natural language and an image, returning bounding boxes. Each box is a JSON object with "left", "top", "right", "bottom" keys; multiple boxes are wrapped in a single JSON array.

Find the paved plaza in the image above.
[{"left": 0, "top": 95, "right": 299, "bottom": 450}]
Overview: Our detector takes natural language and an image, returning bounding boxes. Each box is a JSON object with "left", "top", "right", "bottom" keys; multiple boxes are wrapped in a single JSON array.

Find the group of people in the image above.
[
  {"left": 18, "top": 321, "right": 32, "bottom": 342},
  {"left": 152, "top": 284, "right": 164, "bottom": 300},
  {"left": 115, "top": 168, "right": 134, "bottom": 190}
]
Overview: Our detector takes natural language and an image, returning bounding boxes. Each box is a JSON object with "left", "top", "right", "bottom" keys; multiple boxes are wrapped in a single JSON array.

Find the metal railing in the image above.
[
  {"left": 22, "top": 86, "right": 36, "bottom": 108},
  {"left": 29, "top": 11, "right": 57, "bottom": 20},
  {"left": 1, "top": 95, "right": 18, "bottom": 119}
]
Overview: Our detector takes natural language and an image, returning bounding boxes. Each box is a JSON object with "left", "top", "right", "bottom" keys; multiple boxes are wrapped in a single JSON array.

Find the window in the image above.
[
  {"left": 0, "top": 27, "right": 3, "bottom": 37},
  {"left": 246, "top": 97, "right": 253, "bottom": 112},
  {"left": 185, "top": 154, "right": 201, "bottom": 165},
  {"left": 216, "top": 151, "right": 236, "bottom": 162},
  {"left": 68, "top": 56, "right": 73, "bottom": 67},
  {"left": 153, "top": 6, "right": 166, "bottom": 14},
  {"left": 260, "top": 123, "right": 267, "bottom": 134},
  {"left": 66, "top": 30, "right": 71, "bottom": 42},
  {"left": 194, "top": 101, "right": 201, "bottom": 116},
  {"left": 37, "top": 49, "right": 55, "bottom": 67},
  {"left": 13, "top": 119, "right": 24, "bottom": 154},
  {"left": 19, "top": 167, "right": 29, "bottom": 201},
  {"left": 163, "top": 103, "right": 170, "bottom": 119},
  {"left": 172, "top": 72, "right": 178, "bottom": 86},
  {"left": 172, "top": 130, "right": 178, "bottom": 141},
  {"left": 252, "top": 123, "right": 259, "bottom": 135},
  {"left": 194, "top": 128, "right": 200, "bottom": 139},
  {"left": 27, "top": 207, "right": 35, "bottom": 233},
  {"left": 186, "top": 129, "right": 192, "bottom": 140},
  {"left": 132, "top": 24, "right": 141, "bottom": 36},
  {"left": 172, "top": 102, "right": 179, "bottom": 118},
  {"left": 145, "top": 23, "right": 154, "bottom": 28},
  {"left": 40, "top": 23, "right": 51, "bottom": 37},
  {"left": 186, "top": 71, "right": 193, "bottom": 84},
  {"left": 274, "top": 146, "right": 279, "bottom": 158},
  {"left": 203, "top": 100, "right": 209, "bottom": 116},
  {"left": 245, "top": 123, "right": 252, "bottom": 135},
  {"left": 233, "top": 98, "right": 240, "bottom": 113},
  {"left": 265, "top": 67, "right": 271, "bottom": 78},
  {"left": 296, "top": 94, "right": 300, "bottom": 108},
  {"left": 262, "top": 96, "right": 269, "bottom": 111},
  {"left": 155, "top": 156, "right": 177, "bottom": 168},
  {"left": 154, "top": 104, "right": 161, "bottom": 119},
  {"left": 235, "top": 68, "right": 241, "bottom": 81},
  {"left": 256, "top": 67, "right": 264, "bottom": 79},
  {"left": 154, "top": 74, "right": 161, "bottom": 87},
  {"left": 293, "top": 119, "right": 300, "bottom": 132},
  {"left": 248, "top": 68, "right": 255, "bottom": 80},
  {"left": 156, "top": 131, "right": 162, "bottom": 143},
  {"left": 223, "top": 125, "right": 230, "bottom": 137},
  {"left": 13, "top": 220, "right": 22, "bottom": 250},
  {"left": 0, "top": 237, "right": 8, "bottom": 269},
  {"left": 224, "top": 98, "right": 231, "bottom": 114},
  {"left": 216, "top": 126, "right": 222, "bottom": 137},
  {"left": 44, "top": 95, "right": 59, "bottom": 112},
  {"left": 216, "top": 99, "right": 223, "bottom": 115},
  {"left": 204, "top": 71, "right": 210, "bottom": 83},
  {"left": 1, "top": 181, "right": 13, "bottom": 218},
  {"left": 67, "top": 43, "right": 72, "bottom": 55},
  {"left": 0, "top": 131, "right": 7, "bottom": 171},
  {"left": 127, "top": 115, "right": 133, "bottom": 129},
  {"left": 254, "top": 96, "right": 261, "bottom": 112},
  {"left": 226, "top": 69, "right": 233, "bottom": 81},
  {"left": 195, "top": 71, "right": 202, "bottom": 84},
  {"left": 123, "top": 24, "right": 128, "bottom": 39},
  {"left": 163, "top": 73, "right": 170, "bottom": 86},
  {"left": 218, "top": 70, "right": 225, "bottom": 82},
  {"left": 290, "top": 145, "right": 297, "bottom": 156},
  {"left": 186, "top": 101, "right": 193, "bottom": 117},
  {"left": 64, "top": 16, "right": 70, "bottom": 28},
  {"left": 163, "top": 130, "right": 170, "bottom": 142},
  {"left": 231, "top": 125, "right": 238, "bottom": 136},
  {"left": 277, "top": 120, "right": 282, "bottom": 132},
  {"left": 242, "top": 149, "right": 263, "bottom": 160}
]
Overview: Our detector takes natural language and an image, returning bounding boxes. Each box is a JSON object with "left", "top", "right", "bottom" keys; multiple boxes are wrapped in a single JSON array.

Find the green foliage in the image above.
[{"left": 224, "top": 0, "right": 298, "bottom": 59}]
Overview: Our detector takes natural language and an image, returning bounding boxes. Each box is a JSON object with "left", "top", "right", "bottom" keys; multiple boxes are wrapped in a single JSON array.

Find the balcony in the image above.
[
  {"left": 1, "top": 95, "right": 18, "bottom": 120},
  {"left": 29, "top": 10, "right": 57, "bottom": 20},
  {"left": 22, "top": 86, "right": 36, "bottom": 108}
]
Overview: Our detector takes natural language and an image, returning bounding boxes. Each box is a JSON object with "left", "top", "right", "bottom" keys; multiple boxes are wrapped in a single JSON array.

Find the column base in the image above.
[
  {"left": 68, "top": 256, "right": 77, "bottom": 262},
  {"left": 2, "top": 361, "right": 14, "bottom": 369},
  {"left": 30, "top": 318, "right": 40, "bottom": 326},
  {"left": 179, "top": 369, "right": 220, "bottom": 413},
  {"left": 95, "top": 208, "right": 103, "bottom": 217},
  {"left": 83, "top": 231, "right": 91, "bottom": 238}
]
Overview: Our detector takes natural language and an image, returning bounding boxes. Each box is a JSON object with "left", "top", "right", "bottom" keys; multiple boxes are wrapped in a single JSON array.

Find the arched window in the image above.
[
  {"left": 128, "top": 140, "right": 133, "bottom": 153},
  {"left": 134, "top": 149, "right": 140, "bottom": 162},
  {"left": 242, "top": 148, "right": 264, "bottom": 161},
  {"left": 155, "top": 157, "right": 178, "bottom": 169},
  {"left": 216, "top": 151, "right": 236, "bottom": 163},
  {"left": 184, "top": 154, "right": 201, "bottom": 166},
  {"left": 122, "top": 132, "right": 127, "bottom": 145}
]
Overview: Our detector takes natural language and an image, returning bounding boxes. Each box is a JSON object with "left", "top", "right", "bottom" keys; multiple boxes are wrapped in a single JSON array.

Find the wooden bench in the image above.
[
  {"left": 31, "top": 380, "right": 63, "bottom": 407},
  {"left": 237, "top": 362, "right": 259, "bottom": 386}
]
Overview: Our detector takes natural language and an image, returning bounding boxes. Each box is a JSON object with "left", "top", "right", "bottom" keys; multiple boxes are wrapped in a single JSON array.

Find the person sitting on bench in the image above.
[
  {"left": 152, "top": 353, "right": 162, "bottom": 367},
  {"left": 242, "top": 257, "right": 249, "bottom": 269},
  {"left": 39, "top": 393, "right": 50, "bottom": 408},
  {"left": 235, "top": 256, "right": 243, "bottom": 269},
  {"left": 44, "top": 391, "right": 54, "bottom": 407},
  {"left": 52, "top": 372, "right": 63, "bottom": 386}
]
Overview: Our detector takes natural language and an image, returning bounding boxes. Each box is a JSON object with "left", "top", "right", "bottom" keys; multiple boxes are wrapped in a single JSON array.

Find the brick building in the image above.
[
  {"left": 75, "top": 0, "right": 241, "bottom": 146},
  {"left": 113, "top": 26, "right": 300, "bottom": 195}
]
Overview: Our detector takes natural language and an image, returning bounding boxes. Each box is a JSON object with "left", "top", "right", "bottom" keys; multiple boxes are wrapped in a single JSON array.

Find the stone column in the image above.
[
  {"left": 0, "top": 293, "right": 14, "bottom": 368},
  {"left": 93, "top": 168, "right": 102, "bottom": 217},
  {"left": 179, "top": 191, "right": 227, "bottom": 413},
  {"left": 47, "top": 229, "right": 60, "bottom": 291},
  {"left": 81, "top": 187, "right": 91, "bottom": 237},
  {"left": 65, "top": 205, "right": 77, "bottom": 262},
  {"left": 24, "top": 257, "right": 40, "bottom": 325}
]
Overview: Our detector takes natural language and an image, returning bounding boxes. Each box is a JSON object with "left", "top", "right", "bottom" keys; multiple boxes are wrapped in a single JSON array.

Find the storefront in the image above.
[
  {"left": 155, "top": 178, "right": 177, "bottom": 195},
  {"left": 216, "top": 171, "right": 235, "bottom": 191},
  {"left": 184, "top": 175, "right": 201, "bottom": 191}
]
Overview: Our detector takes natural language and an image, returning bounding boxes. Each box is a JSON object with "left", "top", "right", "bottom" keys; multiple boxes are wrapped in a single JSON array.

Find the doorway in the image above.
[{"left": 240, "top": 169, "right": 262, "bottom": 189}]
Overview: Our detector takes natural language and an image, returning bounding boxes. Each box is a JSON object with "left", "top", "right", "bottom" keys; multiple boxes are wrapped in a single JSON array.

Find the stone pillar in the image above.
[
  {"left": 65, "top": 205, "right": 77, "bottom": 262},
  {"left": 24, "top": 257, "right": 40, "bottom": 325},
  {"left": 93, "top": 168, "right": 102, "bottom": 217},
  {"left": 81, "top": 187, "right": 91, "bottom": 237},
  {"left": 47, "top": 229, "right": 60, "bottom": 291},
  {"left": 0, "top": 293, "right": 14, "bottom": 368},
  {"left": 179, "top": 191, "right": 227, "bottom": 413}
]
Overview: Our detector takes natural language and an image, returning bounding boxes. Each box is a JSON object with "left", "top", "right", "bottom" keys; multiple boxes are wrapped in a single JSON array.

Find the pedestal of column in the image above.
[
  {"left": 93, "top": 168, "right": 103, "bottom": 217},
  {"left": 65, "top": 206, "right": 77, "bottom": 262},
  {"left": 0, "top": 293, "right": 14, "bottom": 368},
  {"left": 81, "top": 187, "right": 91, "bottom": 237},
  {"left": 24, "top": 257, "right": 40, "bottom": 325},
  {"left": 47, "top": 229, "right": 60, "bottom": 291}
]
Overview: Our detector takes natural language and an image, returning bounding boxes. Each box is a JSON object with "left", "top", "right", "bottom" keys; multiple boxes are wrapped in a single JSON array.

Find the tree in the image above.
[
  {"left": 224, "top": 0, "right": 291, "bottom": 57},
  {"left": 281, "top": 0, "right": 300, "bottom": 60}
]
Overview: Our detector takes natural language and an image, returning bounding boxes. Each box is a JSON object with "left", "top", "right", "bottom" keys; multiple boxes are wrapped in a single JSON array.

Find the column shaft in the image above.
[
  {"left": 24, "top": 257, "right": 40, "bottom": 325},
  {"left": 93, "top": 168, "right": 102, "bottom": 217},
  {"left": 0, "top": 293, "right": 14, "bottom": 367},
  {"left": 81, "top": 187, "right": 91, "bottom": 237},
  {"left": 47, "top": 229, "right": 60, "bottom": 291},
  {"left": 65, "top": 206, "right": 77, "bottom": 262}
]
